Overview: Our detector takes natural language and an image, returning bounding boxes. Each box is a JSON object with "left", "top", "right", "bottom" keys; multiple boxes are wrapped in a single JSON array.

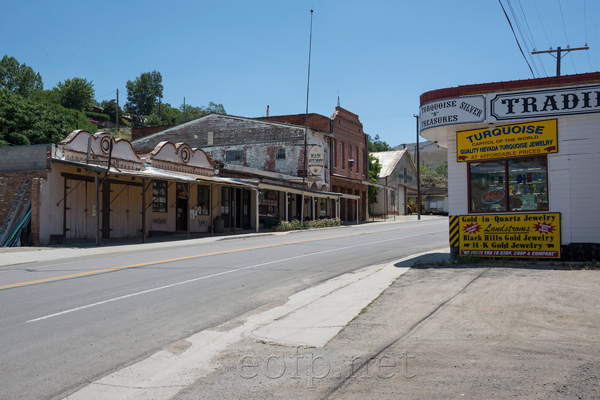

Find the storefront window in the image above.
[
  {"left": 259, "top": 190, "right": 278, "bottom": 217},
  {"left": 469, "top": 156, "right": 548, "bottom": 213},
  {"left": 152, "top": 180, "right": 167, "bottom": 212},
  {"left": 197, "top": 185, "right": 209, "bottom": 215}
]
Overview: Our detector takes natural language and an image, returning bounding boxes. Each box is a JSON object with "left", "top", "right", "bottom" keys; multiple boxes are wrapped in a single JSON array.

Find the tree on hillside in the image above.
[
  {"left": 125, "top": 70, "right": 163, "bottom": 116},
  {"left": 0, "top": 55, "right": 43, "bottom": 97},
  {"left": 179, "top": 101, "right": 227, "bottom": 123},
  {"left": 368, "top": 134, "right": 392, "bottom": 152},
  {"left": 100, "top": 99, "right": 123, "bottom": 123},
  {"left": 368, "top": 153, "right": 382, "bottom": 206},
  {"left": 54, "top": 77, "right": 95, "bottom": 111},
  {"left": 0, "top": 87, "right": 97, "bottom": 147}
]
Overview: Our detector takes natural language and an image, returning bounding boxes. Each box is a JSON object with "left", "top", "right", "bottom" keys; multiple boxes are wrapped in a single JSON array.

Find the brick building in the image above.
[
  {"left": 132, "top": 113, "right": 359, "bottom": 226},
  {"left": 262, "top": 106, "right": 371, "bottom": 221}
]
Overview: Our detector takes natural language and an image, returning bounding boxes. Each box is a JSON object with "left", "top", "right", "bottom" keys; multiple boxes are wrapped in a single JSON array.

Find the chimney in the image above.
[{"left": 266, "top": 105, "right": 270, "bottom": 117}]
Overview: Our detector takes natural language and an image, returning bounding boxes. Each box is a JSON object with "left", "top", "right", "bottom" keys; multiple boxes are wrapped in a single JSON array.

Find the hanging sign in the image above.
[
  {"left": 458, "top": 212, "right": 560, "bottom": 258},
  {"left": 308, "top": 145, "right": 324, "bottom": 175},
  {"left": 456, "top": 119, "right": 557, "bottom": 162}
]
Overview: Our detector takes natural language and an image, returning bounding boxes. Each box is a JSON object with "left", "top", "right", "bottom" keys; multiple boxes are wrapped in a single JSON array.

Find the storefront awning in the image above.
[{"left": 258, "top": 182, "right": 360, "bottom": 200}]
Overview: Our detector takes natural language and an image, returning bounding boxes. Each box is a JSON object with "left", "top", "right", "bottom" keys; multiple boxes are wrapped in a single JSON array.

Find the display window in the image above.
[
  {"left": 259, "top": 190, "right": 278, "bottom": 217},
  {"left": 469, "top": 156, "right": 548, "bottom": 213}
]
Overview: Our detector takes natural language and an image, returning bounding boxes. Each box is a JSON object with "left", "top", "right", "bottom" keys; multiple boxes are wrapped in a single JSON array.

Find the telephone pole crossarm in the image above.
[{"left": 531, "top": 46, "right": 590, "bottom": 77}]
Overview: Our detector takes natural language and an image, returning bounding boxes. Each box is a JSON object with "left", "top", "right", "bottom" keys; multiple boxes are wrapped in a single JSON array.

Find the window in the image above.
[
  {"left": 276, "top": 148, "right": 286, "bottom": 159},
  {"left": 333, "top": 140, "right": 338, "bottom": 168},
  {"left": 197, "top": 185, "right": 209, "bottom": 215},
  {"left": 469, "top": 156, "right": 548, "bottom": 213},
  {"left": 259, "top": 190, "right": 278, "bottom": 217},
  {"left": 152, "top": 180, "right": 167, "bottom": 212},
  {"left": 226, "top": 150, "right": 243, "bottom": 162},
  {"left": 355, "top": 148, "right": 359, "bottom": 172},
  {"left": 340, "top": 142, "right": 345, "bottom": 170}
]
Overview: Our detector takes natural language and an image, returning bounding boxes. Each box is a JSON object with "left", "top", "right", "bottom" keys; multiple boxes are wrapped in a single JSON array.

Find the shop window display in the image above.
[{"left": 469, "top": 156, "right": 548, "bottom": 213}]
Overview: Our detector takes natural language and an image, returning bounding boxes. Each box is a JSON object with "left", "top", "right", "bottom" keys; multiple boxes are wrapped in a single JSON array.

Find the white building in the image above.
[{"left": 419, "top": 72, "right": 600, "bottom": 261}]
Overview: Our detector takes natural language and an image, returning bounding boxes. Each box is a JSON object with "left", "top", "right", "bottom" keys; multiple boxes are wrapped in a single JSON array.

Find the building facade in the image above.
[
  {"left": 419, "top": 72, "right": 600, "bottom": 260},
  {"left": 262, "top": 106, "right": 371, "bottom": 222},
  {"left": 371, "top": 149, "right": 419, "bottom": 216}
]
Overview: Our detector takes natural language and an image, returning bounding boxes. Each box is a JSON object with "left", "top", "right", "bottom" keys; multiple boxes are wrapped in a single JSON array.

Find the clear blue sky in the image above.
[{"left": 2, "top": 0, "right": 598, "bottom": 147}]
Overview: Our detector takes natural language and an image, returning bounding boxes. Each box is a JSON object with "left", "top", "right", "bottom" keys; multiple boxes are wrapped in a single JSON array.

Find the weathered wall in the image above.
[
  {"left": 132, "top": 114, "right": 307, "bottom": 154},
  {"left": 0, "top": 144, "right": 52, "bottom": 173}
]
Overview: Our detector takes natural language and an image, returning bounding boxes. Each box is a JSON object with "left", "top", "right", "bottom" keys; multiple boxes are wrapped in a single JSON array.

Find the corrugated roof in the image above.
[{"left": 371, "top": 150, "right": 407, "bottom": 178}]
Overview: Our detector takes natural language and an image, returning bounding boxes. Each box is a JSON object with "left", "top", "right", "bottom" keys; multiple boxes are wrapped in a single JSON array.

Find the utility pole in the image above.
[
  {"left": 303, "top": 9, "right": 314, "bottom": 189},
  {"left": 532, "top": 46, "right": 589, "bottom": 77},
  {"left": 116, "top": 89, "right": 119, "bottom": 132},
  {"left": 414, "top": 115, "right": 421, "bottom": 221}
]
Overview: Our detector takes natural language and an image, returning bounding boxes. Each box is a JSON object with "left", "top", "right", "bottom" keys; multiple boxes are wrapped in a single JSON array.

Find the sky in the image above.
[{"left": 2, "top": 0, "right": 599, "bottom": 147}]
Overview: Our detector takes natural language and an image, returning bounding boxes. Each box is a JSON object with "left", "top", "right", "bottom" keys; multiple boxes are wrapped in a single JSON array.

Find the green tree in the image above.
[
  {"left": 368, "top": 134, "right": 392, "bottom": 152},
  {"left": 368, "top": 153, "right": 382, "bottom": 206},
  {"left": 54, "top": 77, "right": 95, "bottom": 111},
  {"left": 0, "top": 87, "right": 97, "bottom": 147},
  {"left": 146, "top": 102, "right": 181, "bottom": 126},
  {"left": 178, "top": 101, "right": 226, "bottom": 123},
  {"left": 0, "top": 55, "right": 43, "bottom": 97},
  {"left": 125, "top": 70, "right": 163, "bottom": 116},
  {"left": 100, "top": 99, "right": 123, "bottom": 123}
]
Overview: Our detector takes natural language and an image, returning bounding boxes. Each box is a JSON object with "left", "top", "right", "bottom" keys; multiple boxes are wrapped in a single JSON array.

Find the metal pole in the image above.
[
  {"left": 303, "top": 9, "right": 314, "bottom": 189},
  {"left": 95, "top": 172, "right": 100, "bottom": 245},
  {"left": 415, "top": 115, "right": 421, "bottom": 221}
]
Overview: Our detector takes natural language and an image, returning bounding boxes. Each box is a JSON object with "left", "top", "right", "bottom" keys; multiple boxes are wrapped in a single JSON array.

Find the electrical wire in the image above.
[
  {"left": 499, "top": 0, "right": 536, "bottom": 78},
  {"left": 517, "top": 0, "right": 548, "bottom": 76}
]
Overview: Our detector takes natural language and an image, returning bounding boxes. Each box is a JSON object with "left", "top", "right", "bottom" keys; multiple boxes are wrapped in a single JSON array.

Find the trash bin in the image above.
[{"left": 213, "top": 216, "right": 224, "bottom": 233}]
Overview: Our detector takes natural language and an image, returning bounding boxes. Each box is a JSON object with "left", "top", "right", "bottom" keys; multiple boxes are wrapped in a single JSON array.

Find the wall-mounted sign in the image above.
[
  {"left": 491, "top": 85, "right": 600, "bottom": 120},
  {"left": 456, "top": 119, "right": 557, "bottom": 162},
  {"left": 420, "top": 84, "right": 600, "bottom": 133},
  {"left": 458, "top": 212, "right": 560, "bottom": 258},
  {"left": 308, "top": 145, "right": 324, "bottom": 175},
  {"left": 420, "top": 95, "right": 486, "bottom": 131}
]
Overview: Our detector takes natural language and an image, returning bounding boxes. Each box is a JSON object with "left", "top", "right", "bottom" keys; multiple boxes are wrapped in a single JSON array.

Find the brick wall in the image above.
[
  {"left": 0, "top": 172, "right": 47, "bottom": 244},
  {"left": 0, "top": 144, "right": 52, "bottom": 173},
  {"left": 332, "top": 107, "right": 368, "bottom": 181},
  {"left": 131, "top": 115, "right": 307, "bottom": 154},
  {"left": 131, "top": 125, "right": 176, "bottom": 142}
]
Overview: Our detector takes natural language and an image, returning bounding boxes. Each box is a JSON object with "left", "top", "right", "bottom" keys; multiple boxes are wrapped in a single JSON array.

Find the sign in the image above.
[
  {"left": 456, "top": 119, "right": 558, "bottom": 162},
  {"left": 491, "top": 85, "right": 600, "bottom": 120},
  {"left": 308, "top": 145, "right": 324, "bottom": 175},
  {"left": 458, "top": 212, "right": 560, "bottom": 258},
  {"left": 419, "top": 84, "right": 600, "bottom": 133},
  {"left": 419, "top": 95, "right": 486, "bottom": 131}
]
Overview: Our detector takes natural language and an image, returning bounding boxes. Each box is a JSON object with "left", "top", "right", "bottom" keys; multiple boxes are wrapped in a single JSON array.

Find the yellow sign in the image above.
[
  {"left": 457, "top": 119, "right": 557, "bottom": 162},
  {"left": 458, "top": 213, "right": 560, "bottom": 258}
]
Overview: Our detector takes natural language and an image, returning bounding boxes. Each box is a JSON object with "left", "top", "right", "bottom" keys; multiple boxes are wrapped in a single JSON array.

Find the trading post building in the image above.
[{"left": 419, "top": 72, "right": 600, "bottom": 261}]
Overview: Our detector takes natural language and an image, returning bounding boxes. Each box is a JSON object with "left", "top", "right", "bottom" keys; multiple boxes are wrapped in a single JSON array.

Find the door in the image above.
[{"left": 176, "top": 182, "right": 188, "bottom": 231}]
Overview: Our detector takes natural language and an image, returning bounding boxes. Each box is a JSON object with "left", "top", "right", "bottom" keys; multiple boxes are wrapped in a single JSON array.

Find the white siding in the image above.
[
  {"left": 549, "top": 115, "right": 600, "bottom": 244},
  {"left": 447, "top": 132, "right": 469, "bottom": 216}
]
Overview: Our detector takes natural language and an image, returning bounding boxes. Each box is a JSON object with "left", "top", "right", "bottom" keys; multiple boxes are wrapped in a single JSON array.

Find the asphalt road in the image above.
[{"left": 0, "top": 217, "right": 448, "bottom": 399}]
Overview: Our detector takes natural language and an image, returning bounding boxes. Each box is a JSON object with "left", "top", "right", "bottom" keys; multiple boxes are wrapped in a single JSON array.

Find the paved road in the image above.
[{"left": 0, "top": 217, "right": 448, "bottom": 399}]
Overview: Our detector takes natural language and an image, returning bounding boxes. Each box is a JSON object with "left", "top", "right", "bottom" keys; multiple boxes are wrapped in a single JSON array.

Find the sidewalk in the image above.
[{"left": 0, "top": 215, "right": 439, "bottom": 268}]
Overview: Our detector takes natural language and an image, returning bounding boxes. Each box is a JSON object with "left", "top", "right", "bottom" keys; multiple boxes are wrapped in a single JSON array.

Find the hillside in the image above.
[{"left": 394, "top": 140, "right": 448, "bottom": 171}]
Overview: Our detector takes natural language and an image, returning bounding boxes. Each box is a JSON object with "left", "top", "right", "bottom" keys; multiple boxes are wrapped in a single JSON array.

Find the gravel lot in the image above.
[{"left": 173, "top": 264, "right": 600, "bottom": 400}]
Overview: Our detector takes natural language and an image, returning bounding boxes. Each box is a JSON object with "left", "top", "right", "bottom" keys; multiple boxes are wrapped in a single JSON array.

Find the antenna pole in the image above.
[{"left": 303, "top": 9, "right": 314, "bottom": 189}]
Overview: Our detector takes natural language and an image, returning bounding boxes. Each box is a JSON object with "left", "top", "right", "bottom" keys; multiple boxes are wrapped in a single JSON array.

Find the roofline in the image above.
[
  {"left": 131, "top": 113, "right": 332, "bottom": 144},
  {"left": 420, "top": 71, "right": 600, "bottom": 106}
]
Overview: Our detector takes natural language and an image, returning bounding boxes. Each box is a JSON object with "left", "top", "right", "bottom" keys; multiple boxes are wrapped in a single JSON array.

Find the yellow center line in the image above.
[{"left": 0, "top": 221, "right": 446, "bottom": 291}]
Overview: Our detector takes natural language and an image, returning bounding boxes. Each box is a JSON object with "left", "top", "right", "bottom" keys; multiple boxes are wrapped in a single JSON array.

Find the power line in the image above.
[{"left": 499, "top": 0, "right": 535, "bottom": 78}]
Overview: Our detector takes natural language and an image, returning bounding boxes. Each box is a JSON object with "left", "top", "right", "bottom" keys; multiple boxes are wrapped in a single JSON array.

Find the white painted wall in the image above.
[{"left": 446, "top": 114, "right": 600, "bottom": 245}]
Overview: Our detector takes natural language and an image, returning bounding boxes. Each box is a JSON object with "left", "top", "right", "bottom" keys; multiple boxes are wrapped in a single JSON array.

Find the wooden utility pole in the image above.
[
  {"left": 532, "top": 46, "right": 589, "bottom": 77},
  {"left": 116, "top": 89, "right": 119, "bottom": 132}
]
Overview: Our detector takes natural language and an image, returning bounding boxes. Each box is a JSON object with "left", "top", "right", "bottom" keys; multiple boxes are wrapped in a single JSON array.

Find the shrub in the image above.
[{"left": 275, "top": 218, "right": 341, "bottom": 231}]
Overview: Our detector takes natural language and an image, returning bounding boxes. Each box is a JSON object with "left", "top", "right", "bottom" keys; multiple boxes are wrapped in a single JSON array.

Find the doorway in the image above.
[{"left": 176, "top": 182, "right": 188, "bottom": 231}]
